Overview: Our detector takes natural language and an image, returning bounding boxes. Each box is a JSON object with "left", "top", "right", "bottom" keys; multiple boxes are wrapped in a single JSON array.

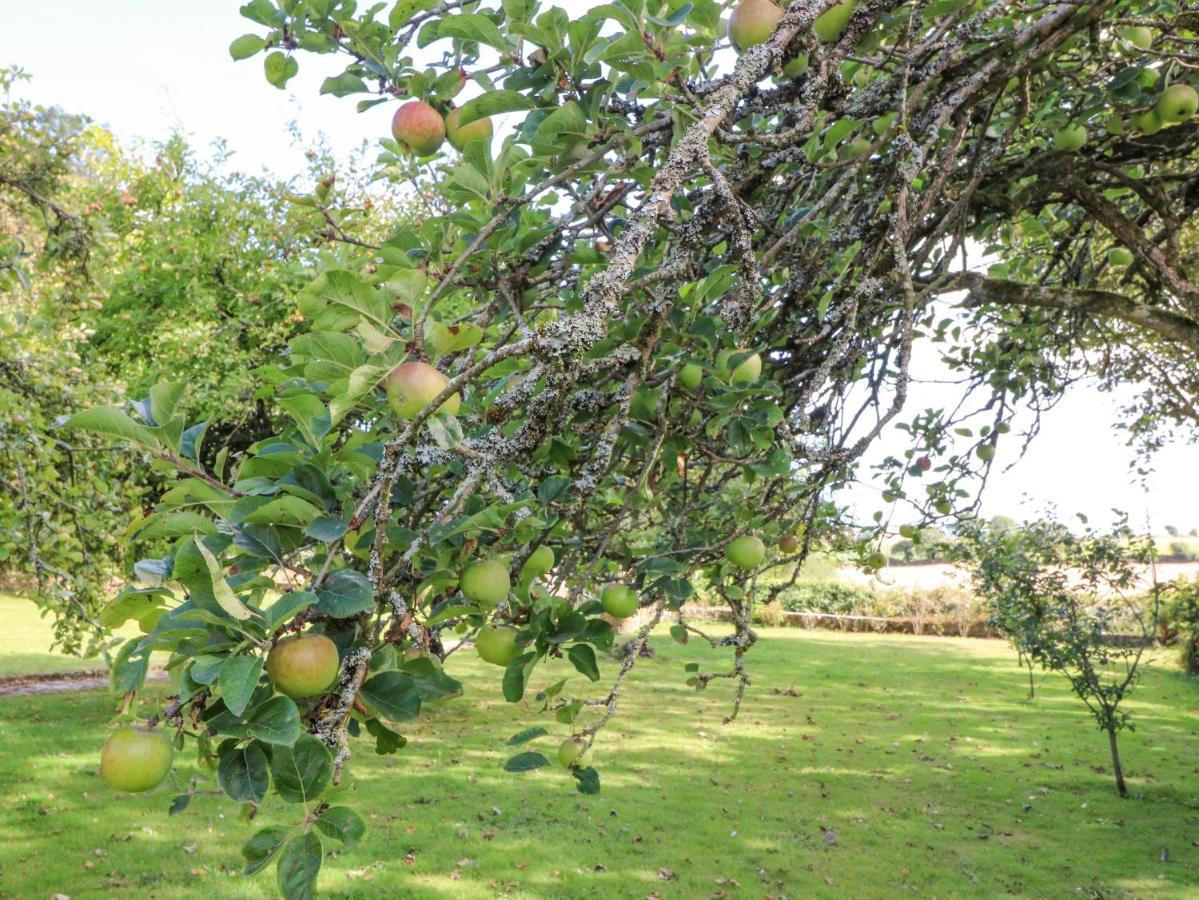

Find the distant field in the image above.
[{"left": 840, "top": 560, "right": 1199, "bottom": 594}]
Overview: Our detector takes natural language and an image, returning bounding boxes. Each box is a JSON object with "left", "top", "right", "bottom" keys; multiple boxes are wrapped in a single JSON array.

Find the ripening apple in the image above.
[
  {"left": 728, "top": 0, "right": 783, "bottom": 52},
  {"left": 387, "top": 360, "right": 461, "bottom": 420},
  {"left": 557, "top": 737, "right": 593, "bottom": 769},
  {"left": 719, "top": 349, "right": 762, "bottom": 386},
  {"left": 813, "top": 0, "right": 856, "bottom": 43},
  {"left": 1053, "top": 124, "right": 1087, "bottom": 152},
  {"left": 1122, "top": 25, "right": 1154, "bottom": 50},
  {"left": 266, "top": 633, "right": 341, "bottom": 699},
  {"left": 445, "top": 108, "right": 494, "bottom": 151},
  {"left": 100, "top": 726, "right": 174, "bottom": 793},
  {"left": 678, "top": 363, "right": 703, "bottom": 390},
  {"left": 461, "top": 558, "right": 511, "bottom": 606},
  {"left": 916, "top": 455, "right": 932, "bottom": 471},
  {"left": 725, "top": 535, "right": 766, "bottom": 569},
  {"left": 391, "top": 100, "right": 446, "bottom": 156},
  {"left": 475, "top": 624, "right": 521, "bottom": 666},
  {"left": 1157, "top": 84, "right": 1198, "bottom": 123},
  {"left": 601, "top": 583, "right": 639, "bottom": 619},
  {"left": 520, "top": 545, "right": 555, "bottom": 581},
  {"left": 1108, "top": 247, "right": 1134, "bottom": 266},
  {"left": 1131, "top": 108, "right": 1162, "bottom": 134},
  {"left": 779, "top": 534, "right": 800, "bottom": 554}
]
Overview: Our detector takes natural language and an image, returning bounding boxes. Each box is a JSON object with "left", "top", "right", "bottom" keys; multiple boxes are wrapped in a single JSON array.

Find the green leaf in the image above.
[
  {"left": 264, "top": 51, "right": 299, "bottom": 89},
  {"left": 506, "top": 727, "right": 548, "bottom": 746},
  {"left": 315, "top": 569, "right": 374, "bottom": 618},
  {"left": 58, "top": 406, "right": 161, "bottom": 450},
  {"left": 567, "top": 644, "right": 601, "bottom": 681},
  {"left": 219, "top": 654, "right": 265, "bottom": 717},
  {"left": 315, "top": 806, "right": 367, "bottom": 847},
  {"left": 276, "top": 831, "right": 322, "bottom": 899},
  {"left": 503, "top": 751, "right": 548, "bottom": 772},
  {"left": 264, "top": 591, "right": 318, "bottom": 631},
  {"left": 218, "top": 741, "right": 271, "bottom": 803},
  {"left": 305, "top": 515, "right": 348, "bottom": 542},
  {"left": 320, "top": 72, "right": 368, "bottom": 97},
  {"left": 243, "top": 825, "right": 291, "bottom": 875},
  {"left": 571, "top": 765, "right": 601, "bottom": 794},
  {"left": 246, "top": 696, "right": 302, "bottom": 746},
  {"left": 229, "top": 33, "right": 267, "bottom": 60},
  {"left": 438, "top": 13, "right": 511, "bottom": 50},
  {"left": 168, "top": 794, "right": 191, "bottom": 815},
  {"left": 194, "top": 537, "right": 254, "bottom": 621},
  {"left": 111, "top": 639, "right": 151, "bottom": 695},
  {"left": 297, "top": 269, "right": 395, "bottom": 335},
  {"left": 502, "top": 659, "right": 526, "bottom": 702},
  {"left": 360, "top": 671, "right": 422, "bottom": 721},
  {"left": 243, "top": 496, "right": 324, "bottom": 528},
  {"left": 457, "top": 90, "right": 536, "bottom": 127},
  {"left": 669, "top": 623, "right": 688, "bottom": 644},
  {"left": 400, "top": 657, "right": 464, "bottom": 701},
  {"left": 427, "top": 319, "right": 484, "bottom": 358},
  {"left": 271, "top": 733, "right": 333, "bottom": 803},
  {"left": 365, "top": 718, "right": 407, "bottom": 754}
]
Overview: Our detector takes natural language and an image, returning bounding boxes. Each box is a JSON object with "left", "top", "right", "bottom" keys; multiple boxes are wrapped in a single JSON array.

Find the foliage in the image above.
[
  {"left": 42, "top": 0, "right": 1199, "bottom": 893},
  {"left": 1160, "top": 574, "right": 1199, "bottom": 673},
  {"left": 952, "top": 516, "right": 1159, "bottom": 795}
]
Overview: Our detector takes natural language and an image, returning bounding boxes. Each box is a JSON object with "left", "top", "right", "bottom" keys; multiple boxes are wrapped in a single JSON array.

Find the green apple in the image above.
[
  {"left": 1122, "top": 26, "right": 1154, "bottom": 50},
  {"left": 720, "top": 349, "right": 762, "bottom": 386},
  {"left": 601, "top": 583, "right": 639, "bottom": 619},
  {"left": 1053, "top": 124, "right": 1087, "bottom": 152},
  {"left": 677, "top": 363, "right": 703, "bottom": 390},
  {"left": 475, "top": 624, "right": 521, "bottom": 666},
  {"left": 783, "top": 52, "right": 809, "bottom": 78},
  {"left": 391, "top": 100, "right": 446, "bottom": 156},
  {"left": 387, "top": 361, "right": 461, "bottom": 420},
  {"left": 725, "top": 535, "right": 766, "bottom": 569},
  {"left": 461, "top": 558, "right": 511, "bottom": 606},
  {"left": 728, "top": 0, "right": 783, "bottom": 52},
  {"left": 1105, "top": 114, "right": 1125, "bottom": 136},
  {"left": 100, "top": 727, "right": 174, "bottom": 793},
  {"left": 557, "top": 737, "right": 593, "bottom": 769},
  {"left": 1157, "top": 84, "right": 1198, "bottom": 123},
  {"left": 445, "top": 107, "right": 493, "bottom": 151},
  {"left": 266, "top": 633, "right": 341, "bottom": 699},
  {"left": 519, "top": 545, "right": 555, "bottom": 581},
  {"left": 813, "top": 0, "right": 855, "bottom": 43},
  {"left": 1131, "top": 108, "right": 1162, "bottom": 134},
  {"left": 1108, "top": 247, "right": 1134, "bottom": 266}
]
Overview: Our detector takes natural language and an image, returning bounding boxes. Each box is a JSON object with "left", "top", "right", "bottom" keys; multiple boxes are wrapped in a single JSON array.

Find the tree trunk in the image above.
[{"left": 1108, "top": 728, "right": 1128, "bottom": 798}]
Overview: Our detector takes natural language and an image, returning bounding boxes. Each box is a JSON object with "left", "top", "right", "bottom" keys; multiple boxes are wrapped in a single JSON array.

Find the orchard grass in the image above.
[
  {"left": 2, "top": 626, "right": 1198, "bottom": 897},
  {"left": 0, "top": 593, "right": 139, "bottom": 678}
]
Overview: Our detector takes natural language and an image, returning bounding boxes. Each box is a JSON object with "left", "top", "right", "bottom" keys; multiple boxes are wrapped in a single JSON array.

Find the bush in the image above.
[
  {"left": 1162, "top": 576, "right": 1199, "bottom": 674},
  {"left": 774, "top": 581, "right": 876, "bottom": 614}
]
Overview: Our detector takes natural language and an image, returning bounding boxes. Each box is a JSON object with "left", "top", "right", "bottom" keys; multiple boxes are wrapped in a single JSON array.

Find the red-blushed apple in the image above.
[
  {"left": 461, "top": 558, "right": 511, "bottom": 606},
  {"left": 445, "top": 108, "right": 494, "bottom": 151},
  {"left": 725, "top": 535, "right": 766, "bottom": 569},
  {"left": 728, "top": 0, "right": 782, "bottom": 52},
  {"left": 391, "top": 100, "right": 446, "bottom": 156},
  {"left": 475, "top": 624, "right": 521, "bottom": 666},
  {"left": 916, "top": 456, "right": 932, "bottom": 471},
  {"left": 387, "top": 360, "right": 461, "bottom": 420},
  {"left": 779, "top": 534, "right": 799, "bottom": 554},
  {"left": 601, "top": 583, "right": 639, "bottom": 618},
  {"left": 266, "top": 633, "right": 340, "bottom": 700},
  {"left": 100, "top": 726, "right": 174, "bottom": 793}
]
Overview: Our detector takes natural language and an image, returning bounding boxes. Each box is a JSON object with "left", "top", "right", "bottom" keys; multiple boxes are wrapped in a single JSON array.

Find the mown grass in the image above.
[
  {"left": 2, "top": 616, "right": 1199, "bottom": 897},
  {"left": 0, "top": 593, "right": 111, "bottom": 678}
]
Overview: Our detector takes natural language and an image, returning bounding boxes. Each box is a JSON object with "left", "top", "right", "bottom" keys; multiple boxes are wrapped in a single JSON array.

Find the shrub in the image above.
[{"left": 1162, "top": 576, "right": 1199, "bottom": 674}]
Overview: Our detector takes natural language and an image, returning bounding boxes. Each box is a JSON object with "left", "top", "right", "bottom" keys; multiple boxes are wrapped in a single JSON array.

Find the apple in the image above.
[
  {"left": 475, "top": 624, "right": 521, "bottom": 666},
  {"left": 779, "top": 534, "right": 800, "bottom": 554},
  {"left": 601, "top": 583, "right": 639, "bottom": 619},
  {"left": 266, "top": 633, "right": 340, "bottom": 699},
  {"left": 813, "top": 0, "right": 855, "bottom": 43},
  {"left": 678, "top": 363, "right": 703, "bottom": 390},
  {"left": 391, "top": 100, "right": 446, "bottom": 156},
  {"left": 100, "top": 727, "right": 174, "bottom": 793},
  {"left": 725, "top": 535, "right": 766, "bottom": 569},
  {"left": 719, "top": 349, "right": 762, "bottom": 385},
  {"left": 461, "top": 558, "right": 511, "bottom": 606},
  {"left": 1105, "top": 114, "right": 1125, "bottom": 136},
  {"left": 865, "top": 551, "right": 887, "bottom": 570},
  {"left": 783, "top": 52, "right": 809, "bottom": 78},
  {"left": 520, "top": 545, "right": 555, "bottom": 581},
  {"left": 1131, "top": 108, "right": 1162, "bottom": 134},
  {"left": 1108, "top": 247, "right": 1134, "bottom": 266},
  {"left": 387, "top": 361, "right": 461, "bottom": 420},
  {"left": 916, "top": 455, "right": 932, "bottom": 472},
  {"left": 1053, "top": 124, "right": 1087, "bottom": 152},
  {"left": 1157, "top": 84, "right": 1198, "bottom": 123},
  {"left": 445, "top": 107, "right": 493, "bottom": 151},
  {"left": 557, "top": 737, "right": 593, "bottom": 769},
  {"left": 1122, "top": 26, "right": 1154, "bottom": 50},
  {"left": 728, "top": 0, "right": 783, "bottom": 52}
]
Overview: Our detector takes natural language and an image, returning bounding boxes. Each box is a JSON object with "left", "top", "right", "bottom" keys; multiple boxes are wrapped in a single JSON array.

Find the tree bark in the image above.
[{"left": 1108, "top": 727, "right": 1128, "bottom": 798}]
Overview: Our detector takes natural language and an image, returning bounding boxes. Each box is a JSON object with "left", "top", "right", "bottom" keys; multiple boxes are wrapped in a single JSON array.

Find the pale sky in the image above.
[{"left": 4, "top": 1, "right": 1196, "bottom": 532}]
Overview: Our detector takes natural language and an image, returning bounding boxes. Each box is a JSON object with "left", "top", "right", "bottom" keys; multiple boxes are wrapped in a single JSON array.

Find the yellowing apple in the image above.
[
  {"left": 391, "top": 100, "right": 446, "bottom": 156},
  {"left": 461, "top": 558, "right": 511, "bottom": 606},
  {"left": 475, "top": 624, "right": 521, "bottom": 666},
  {"left": 725, "top": 535, "right": 766, "bottom": 569},
  {"left": 557, "top": 737, "right": 593, "bottom": 769},
  {"left": 779, "top": 534, "right": 800, "bottom": 554},
  {"left": 266, "top": 633, "right": 341, "bottom": 699},
  {"left": 100, "top": 727, "right": 174, "bottom": 793},
  {"left": 445, "top": 107, "right": 493, "bottom": 151},
  {"left": 387, "top": 361, "right": 461, "bottom": 420},
  {"left": 1157, "top": 84, "right": 1198, "bottom": 123},
  {"left": 601, "top": 583, "right": 639, "bottom": 619},
  {"left": 729, "top": 0, "right": 783, "bottom": 52}
]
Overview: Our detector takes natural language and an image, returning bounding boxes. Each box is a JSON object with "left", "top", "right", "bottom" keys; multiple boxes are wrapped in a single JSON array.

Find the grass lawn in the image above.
[
  {"left": 2, "top": 622, "right": 1198, "bottom": 897},
  {"left": 0, "top": 592, "right": 122, "bottom": 679}
]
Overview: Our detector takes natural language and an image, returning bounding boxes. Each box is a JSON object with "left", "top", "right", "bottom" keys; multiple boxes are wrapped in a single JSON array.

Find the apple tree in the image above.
[{"left": 60, "top": 0, "right": 1199, "bottom": 894}]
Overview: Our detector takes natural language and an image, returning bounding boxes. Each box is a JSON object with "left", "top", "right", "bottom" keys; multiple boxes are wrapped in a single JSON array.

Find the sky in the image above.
[{"left": 4, "top": 1, "right": 1197, "bottom": 532}]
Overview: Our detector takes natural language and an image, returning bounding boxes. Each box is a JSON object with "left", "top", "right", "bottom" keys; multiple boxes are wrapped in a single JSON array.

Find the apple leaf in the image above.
[
  {"left": 245, "top": 696, "right": 302, "bottom": 746},
  {"left": 503, "top": 751, "right": 549, "bottom": 772},
  {"left": 276, "top": 831, "right": 322, "bottom": 898},
  {"left": 243, "top": 825, "right": 292, "bottom": 876},
  {"left": 571, "top": 765, "right": 601, "bottom": 795},
  {"left": 219, "top": 653, "right": 264, "bottom": 717},
  {"left": 218, "top": 740, "right": 271, "bottom": 804},
  {"left": 360, "top": 671, "right": 422, "bottom": 722},
  {"left": 271, "top": 733, "right": 333, "bottom": 804},
  {"left": 194, "top": 536, "right": 253, "bottom": 621},
  {"left": 506, "top": 727, "right": 548, "bottom": 746},
  {"left": 315, "top": 806, "right": 367, "bottom": 847}
]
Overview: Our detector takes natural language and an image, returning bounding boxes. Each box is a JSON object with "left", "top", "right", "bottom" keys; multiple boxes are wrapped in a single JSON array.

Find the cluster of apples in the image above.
[
  {"left": 391, "top": 99, "right": 493, "bottom": 157},
  {"left": 728, "top": 0, "right": 857, "bottom": 52}
]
